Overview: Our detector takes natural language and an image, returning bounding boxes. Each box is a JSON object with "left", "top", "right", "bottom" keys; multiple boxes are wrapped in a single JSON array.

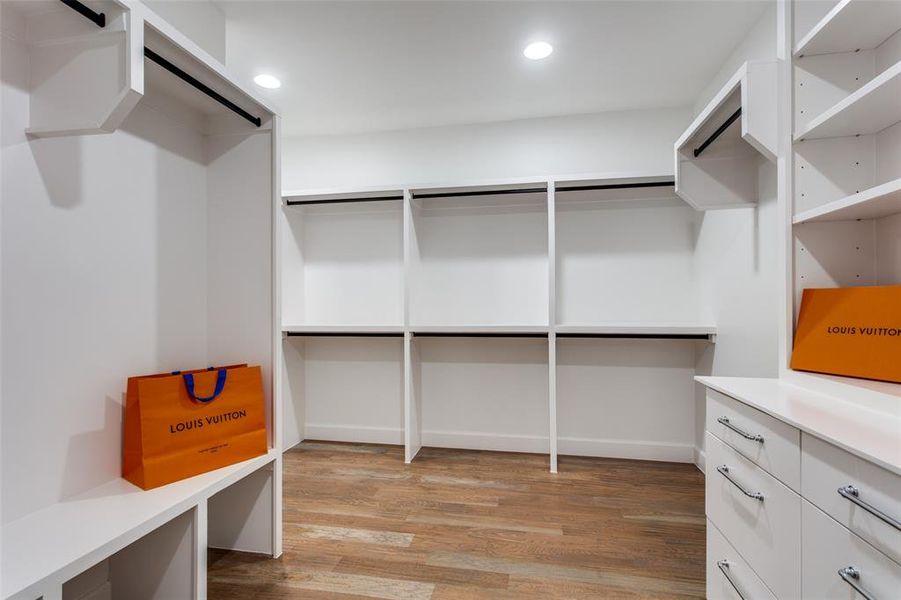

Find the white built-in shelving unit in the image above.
[
  {"left": 786, "top": 0, "right": 901, "bottom": 398},
  {"left": 2, "top": 1, "right": 282, "bottom": 599},
  {"left": 674, "top": 60, "right": 778, "bottom": 210},
  {"left": 280, "top": 174, "right": 719, "bottom": 474}
]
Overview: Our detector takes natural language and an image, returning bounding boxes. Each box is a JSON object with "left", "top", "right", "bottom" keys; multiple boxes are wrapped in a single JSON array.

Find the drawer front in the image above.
[
  {"left": 706, "top": 432, "right": 801, "bottom": 599},
  {"left": 802, "top": 433, "right": 901, "bottom": 564},
  {"left": 802, "top": 499, "right": 901, "bottom": 600},
  {"left": 708, "top": 519, "right": 777, "bottom": 600},
  {"left": 706, "top": 389, "right": 801, "bottom": 490}
]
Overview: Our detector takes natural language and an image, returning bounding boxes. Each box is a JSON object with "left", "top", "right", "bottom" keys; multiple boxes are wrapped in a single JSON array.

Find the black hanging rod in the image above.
[
  {"left": 412, "top": 187, "right": 546, "bottom": 200},
  {"left": 693, "top": 108, "right": 742, "bottom": 157},
  {"left": 413, "top": 332, "right": 548, "bottom": 338},
  {"left": 557, "top": 333, "right": 710, "bottom": 340},
  {"left": 60, "top": 0, "right": 105, "bottom": 28},
  {"left": 143, "top": 47, "right": 262, "bottom": 128},
  {"left": 556, "top": 181, "right": 675, "bottom": 193},
  {"left": 285, "top": 331, "right": 403, "bottom": 338},
  {"left": 286, "top": 195, "right": 404, "bottom": 206}
]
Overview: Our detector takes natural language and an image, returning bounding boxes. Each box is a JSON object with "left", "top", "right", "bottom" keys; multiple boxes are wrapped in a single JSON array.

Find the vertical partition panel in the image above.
[
  {"left": 208, "top": 462, "right": 276, "bottom": 555},
  {"left": 404, "top": 332, "right": 422, "bottom": 462},
  {"left": 547, "top": 181, "right": 558, "bottom": 473}
]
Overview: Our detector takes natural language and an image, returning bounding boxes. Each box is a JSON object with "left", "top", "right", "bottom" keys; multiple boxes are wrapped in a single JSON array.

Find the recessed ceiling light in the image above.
[
  {"left": 253, "top": 74, "right": 281, "bottom": 89},
  {"left": 523, "top": 41, "right": 553, "bottom": 60}
]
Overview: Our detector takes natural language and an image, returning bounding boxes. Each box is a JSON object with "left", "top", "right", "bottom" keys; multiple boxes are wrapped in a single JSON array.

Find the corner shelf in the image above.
[
  {"left": 793, "top": 177, "right": 901, "bottom": 224},
  {"left": 794, "top": 60, "right": 901, "bottom": 141},
  {"left": 794, "top": 0, "right": 901, "bottom": 57},
  {"left": 674, "top": 60, "right": 778, "bottom": 209}
]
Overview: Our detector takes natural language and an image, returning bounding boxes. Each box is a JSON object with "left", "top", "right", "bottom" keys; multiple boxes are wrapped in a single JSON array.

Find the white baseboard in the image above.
[
  {"left": 299, "top": 426, "right": 694, "bottom": 465},
  {"left": 558, "top": 436, "right": 694, "bottom": 463},
  {"left": 694, "top": 447, "right": 706, "bottom": 473},
  {"left": 421, "top": 430, "right": 549, "bottom": 453},
  {"left": 304, "top": 424, "right": 403, "bottom": 445}
]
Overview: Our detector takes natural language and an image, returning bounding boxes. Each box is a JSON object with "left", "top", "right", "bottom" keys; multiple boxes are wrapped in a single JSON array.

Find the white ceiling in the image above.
[{"left": 220, "top": 1, "right": 770, "bottom": 137}]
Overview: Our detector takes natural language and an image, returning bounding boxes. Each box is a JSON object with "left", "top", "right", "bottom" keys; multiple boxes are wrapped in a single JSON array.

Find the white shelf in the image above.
[
  {"left": 795, "top": 60, "right": 901, "bottom": 141},
  {"left": 283, "top": 188, "right": 405, "bottom": 206},
  {"left": 283, "top": 324, "right": 404, "bottom": 335},
  {"left": 410, "top": 325, "right": 549, "bottom": 335},
  {"left": 1, "top": 450, "right": 278, "bottom": 600},
  {"left": 794, "top": 0, "right": 901, "bottom": 57},
  {"left": 674, "top": 60, "right": 778, "bottom": 209},
  {"left": 556, "top": 323, "right": 717, "bottom": 337},
  {"left": 793, "top": 178, "right": 901, "bottom": 223}
]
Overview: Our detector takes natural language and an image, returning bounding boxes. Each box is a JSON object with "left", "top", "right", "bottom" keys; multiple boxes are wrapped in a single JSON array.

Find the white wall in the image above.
[
  {"left": 282, "top": 107, "right": 691, "bottom": 190},
  {"left": 693, "top": 2, "right": 777, "bottom": 117},
  {"left": 690, "top": 0, "right": 780, "bottom": 468},
  {"left": 143, "top": 0, "right": 227, "bottom": 64}
]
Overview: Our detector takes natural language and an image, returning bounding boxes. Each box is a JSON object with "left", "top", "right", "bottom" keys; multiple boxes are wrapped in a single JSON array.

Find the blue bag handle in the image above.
[{"left": 183, "top": 368, "right": 227, "bottom": 403}]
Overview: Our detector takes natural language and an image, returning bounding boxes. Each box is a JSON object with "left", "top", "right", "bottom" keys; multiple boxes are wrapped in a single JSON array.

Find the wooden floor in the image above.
[{"left": 209, "top": 442, "right": 706, "bottom": 599}]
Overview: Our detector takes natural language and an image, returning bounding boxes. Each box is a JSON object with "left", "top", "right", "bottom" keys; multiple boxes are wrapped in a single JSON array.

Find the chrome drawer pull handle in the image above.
[
  {"left": 838, "top": 485, "right": 901, "bottom": 531},
  {"left": 717, "top": 416, "right": 764, "bottom": 442},
  {"left": 717, "top": 465, "right": 764, "bottom": 501},
  {"left": 839, "top": 566, "right": 877, "bottom": 600},
  {"left": 716, "top": 560, "right": 747, "bottom": 600}
]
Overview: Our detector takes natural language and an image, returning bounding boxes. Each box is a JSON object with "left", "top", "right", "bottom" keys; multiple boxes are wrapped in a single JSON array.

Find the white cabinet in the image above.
[
  {"left": 706, "top": 389, "right": 801, "bottom": 491},
  {"left": 706, "top": 432, "right": 801, "bottom": 599},
  {"left": 802, "top": 433, "right": 901, "bottom": 564},
  {"left": 701, "top": 379, "right": 900, "bottom": 599},
  {"left": 802, "top": 500, "right": 901, "bottom": 600}
]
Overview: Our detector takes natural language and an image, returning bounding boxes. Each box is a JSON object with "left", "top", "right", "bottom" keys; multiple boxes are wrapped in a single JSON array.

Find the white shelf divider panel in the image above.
[
  {"left": 674, "top": 60, "right": 778, "bottom": 209},
  {"left": 2, "top": 451, "right": 278, "bottom": 600},
  {"left": 794, "top": 0, "right": 901, "bottom": 57},
  {"left": 794, "top": 59, "right": 901, "bottom": 141},
  {"left": 793, "top": 177, "right": 901, "bottom": 223}
]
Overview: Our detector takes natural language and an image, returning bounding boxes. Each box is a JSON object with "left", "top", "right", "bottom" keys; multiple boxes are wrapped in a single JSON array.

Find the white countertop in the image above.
[{"left": 696, "top": 376, "right": 901, "bottom": 476}]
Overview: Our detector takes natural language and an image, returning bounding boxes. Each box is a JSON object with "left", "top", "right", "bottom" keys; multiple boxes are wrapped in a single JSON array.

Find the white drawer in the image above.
[
  {"left": 706, "top": 389, "right": 801, "bottom": 490},
  {"left": 802, "top": 433, "right": 901, "bottom": 565},
  {"left": 708, "top": 519, "right": 777, "bottom": 600},
  {"left": 802, "top": 499, "right": 901, "bottom": 600},
  {"left": 706, "top": 431, "right": 801, "bottom": 599}
]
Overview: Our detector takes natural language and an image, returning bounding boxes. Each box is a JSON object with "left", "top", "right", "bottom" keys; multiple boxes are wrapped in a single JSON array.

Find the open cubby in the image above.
[
  {"left": 281, "top": 195, "right": 404, "bottom": 328},
  {"left": 1, "top": 2, "right": 281, "bottom": 598},
  {"left": 408, "top": 335, "right": 551, "bottom": 458},
  {"left": 282, "top": 335, "right": 405, "bottom": 449},
  {"left": 556, "top": 338, "right": 697, "bottom": 462},
  {"left": 554, "top": 180, "right": 709, "bottom": 329},
  {"left": 787, "top": 0, "right": 901, "bottom": 399},
  {"left": 408, "top": 184, "right": 549, "bottom": 328}
]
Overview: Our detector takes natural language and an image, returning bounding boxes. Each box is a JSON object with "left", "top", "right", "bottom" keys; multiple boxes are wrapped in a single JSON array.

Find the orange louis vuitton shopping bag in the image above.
[{"left": 123, "top": 364, "right": 267, "bottom": 490}]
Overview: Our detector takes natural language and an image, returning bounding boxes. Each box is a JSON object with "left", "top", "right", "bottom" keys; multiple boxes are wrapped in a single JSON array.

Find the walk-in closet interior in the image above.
[{"left": 2, "top": 1, "right": 899, "bottom": 599}]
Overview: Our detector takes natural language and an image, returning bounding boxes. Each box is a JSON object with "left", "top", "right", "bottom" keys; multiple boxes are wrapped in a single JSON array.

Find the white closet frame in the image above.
[
  {"left": 281, "top": 173, "right": 718, "bottom": 474},
  {"left": 1, "top": 1, "right": 283, "bottom": 599}
]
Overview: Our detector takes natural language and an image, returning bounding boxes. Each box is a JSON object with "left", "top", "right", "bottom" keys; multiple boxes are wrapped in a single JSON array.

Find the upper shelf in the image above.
[
  {"left": 283, "top": 188, "right": 405, "bottom": 207},
  {"left": 674, "top": 61, "right": 778, "bottom": 210},
  {"left": 556, "top": 323, "right": 716, "bottom": 341},
  {"left": 794, "top": 0, "right": 901, "bottom": 57},
  {"left": 794, "top": 59, "right": 901, "bottom": 141},
  {"left": 20, "top": 1, "right": 275, "bottom": 138}
]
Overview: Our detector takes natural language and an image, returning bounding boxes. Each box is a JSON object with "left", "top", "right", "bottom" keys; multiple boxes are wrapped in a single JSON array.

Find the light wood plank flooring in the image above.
[{"left": 209, "top": 442, "right": 706, "bottom": 599}]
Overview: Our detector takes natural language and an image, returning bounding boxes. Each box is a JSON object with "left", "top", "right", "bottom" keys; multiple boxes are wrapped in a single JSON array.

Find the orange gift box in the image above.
[
  {"left": 123, "top": 364, "right": 267, "bottom": 490},
  {"left": 791, "top": 286, "right": 901, "bottom": 384}
]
